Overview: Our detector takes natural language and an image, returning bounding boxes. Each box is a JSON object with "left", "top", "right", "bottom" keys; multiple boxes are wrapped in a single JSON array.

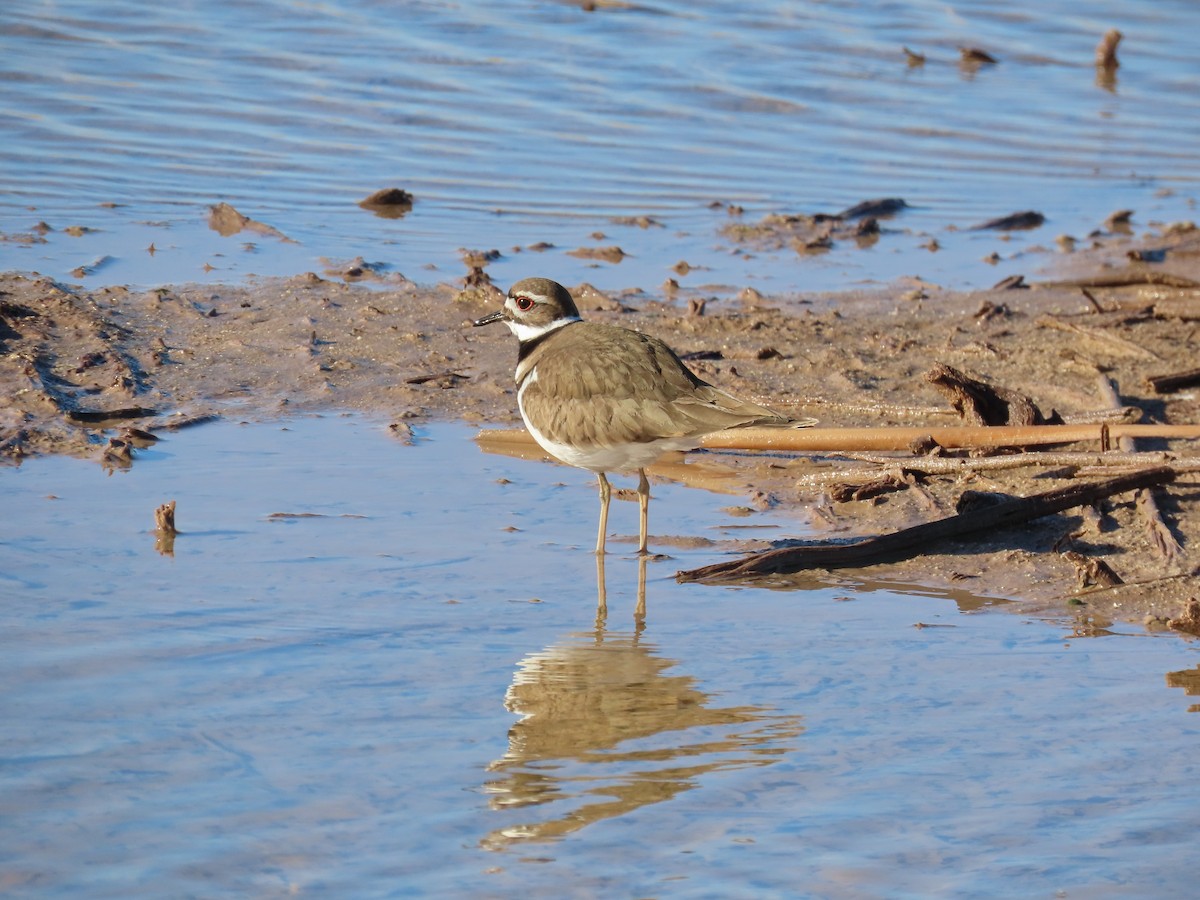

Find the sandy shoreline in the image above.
[{"left": 3, "top": 224, "right": 1198, "bottom": 626}]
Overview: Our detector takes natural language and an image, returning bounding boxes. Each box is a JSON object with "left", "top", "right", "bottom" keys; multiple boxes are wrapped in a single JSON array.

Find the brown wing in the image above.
[{"left": 522, "top": 323, "right": 785, "bottom": 449}]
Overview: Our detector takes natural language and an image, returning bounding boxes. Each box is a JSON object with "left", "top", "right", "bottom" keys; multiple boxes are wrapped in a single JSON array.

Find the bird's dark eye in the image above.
[{"left": 515, "top": 295, "right": 534, "bottom": 311}]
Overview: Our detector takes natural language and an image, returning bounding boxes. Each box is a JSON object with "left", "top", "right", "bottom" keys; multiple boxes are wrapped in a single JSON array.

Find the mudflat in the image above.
[{"left": 3, "top": 223, "right": 1198, "bottom": 625}]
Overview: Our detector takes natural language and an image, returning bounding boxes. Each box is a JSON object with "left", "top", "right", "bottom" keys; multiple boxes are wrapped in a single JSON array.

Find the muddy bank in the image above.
[{"left": 2, "top": 226, "right": 1198, "bottom": 624}]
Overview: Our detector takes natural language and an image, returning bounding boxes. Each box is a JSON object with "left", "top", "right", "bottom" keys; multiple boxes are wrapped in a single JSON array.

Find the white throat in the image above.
[{"left": 506, "top": 315, "right": 580, "bottom": 343}]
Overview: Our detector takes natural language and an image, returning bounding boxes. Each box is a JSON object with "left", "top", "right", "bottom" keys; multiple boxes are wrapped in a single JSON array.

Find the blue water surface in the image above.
[{"left": 1, "top": 417, "right": 1197, "bottom": 897}]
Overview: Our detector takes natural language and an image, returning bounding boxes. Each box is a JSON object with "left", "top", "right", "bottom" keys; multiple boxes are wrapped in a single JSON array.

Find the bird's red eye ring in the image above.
[{"left": 515, "top": 295, "right": 534, "bottom": 311}]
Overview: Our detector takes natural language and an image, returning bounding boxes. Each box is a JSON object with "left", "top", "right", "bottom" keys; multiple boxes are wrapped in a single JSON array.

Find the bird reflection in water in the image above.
[{"left": 480, "top": 556, "right": 804, "bottom": 850}]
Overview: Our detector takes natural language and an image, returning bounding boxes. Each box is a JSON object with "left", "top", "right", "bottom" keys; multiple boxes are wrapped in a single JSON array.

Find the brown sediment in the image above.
[
  {"left": 675, "top": 467, "right": 1178, "bottom": 582},
  {"left": 1, "top": 222, "right": 1197, "bottom": 623}
]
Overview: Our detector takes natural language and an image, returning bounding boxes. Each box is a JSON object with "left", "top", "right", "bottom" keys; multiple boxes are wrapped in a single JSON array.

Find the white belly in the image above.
[
  {"left": 517, "top": 371, "right": 699, "bottom": 472},
  {"left": 525, "top": 421, "right": 698, "bottom": 473}
]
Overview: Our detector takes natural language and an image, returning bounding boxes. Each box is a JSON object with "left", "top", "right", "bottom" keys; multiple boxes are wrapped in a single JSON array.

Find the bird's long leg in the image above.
[
  {"left": 595, "top": 552, "right": 608, "bottom": 627},
  {"left": 635, "top": 553, "right": 648, "bottom": 627},
  {"left": 636, "top": 468, "right": 650, "bottom": 555},
  {"left": 595, "top": 472, "right": 611, "bottom": 555}
]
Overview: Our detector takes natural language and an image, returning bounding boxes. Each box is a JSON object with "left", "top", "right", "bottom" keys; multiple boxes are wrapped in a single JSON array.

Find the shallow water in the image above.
[
  {"left": 2, "top": 1, "right": 1198, "bottom": 295},
  {"left": 2, "top": 417, "right": 1199, "bottom": 896}
]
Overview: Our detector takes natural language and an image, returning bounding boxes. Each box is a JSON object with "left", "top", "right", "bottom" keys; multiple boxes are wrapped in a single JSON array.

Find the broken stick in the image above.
[
  {"left": 675, "top": 466, "right": 1176, "bottom": 584},
  {"left": 476, "top": 423, "right": 1200, "bottom": 455},
  {"left": 1095, "top": 373, "right": 1183, "bottom": 563},
  {"left": 1147, "top": 367, "right": 1200, "bottom": 395}
]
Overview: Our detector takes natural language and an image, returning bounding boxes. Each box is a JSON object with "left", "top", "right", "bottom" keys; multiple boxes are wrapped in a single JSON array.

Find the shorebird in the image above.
[{"left": 474, "top": 277, "right": 790, "bottom": 555}]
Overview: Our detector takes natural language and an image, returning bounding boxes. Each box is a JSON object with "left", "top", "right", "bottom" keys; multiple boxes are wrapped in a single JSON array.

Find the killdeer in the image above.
[{"left": 474, "top": 277, "right": 790, "bottom": 555}]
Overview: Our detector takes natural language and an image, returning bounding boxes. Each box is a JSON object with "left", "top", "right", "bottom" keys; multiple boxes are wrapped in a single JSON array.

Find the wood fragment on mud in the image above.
[
  {"left": 1036, "top": 316, "right": 1159, "bottom": 360},
  {"left": 1060, "top": 550, "right": 1124, "bottom": 590},
  {"left": 476, "top": 423, "right": 1200, "bottom": 454},
  {"left": 698, "top": 423, "right": 1200, "bottom": 451},
  {"left": 844, "top": 450, "right": 1194, "bottom": 476},
  {"left": 1037, "top": 269, "right": 1200, "bottom": 290},
  {"left": 675, "top": 466, "right": 1177, "bottom": 583},
  {"left": 925, "top": 362, "right": 1059, "bottom": 426},
  {"left": 1147, "top": 367, "right": 1200, "bottom": 394}
]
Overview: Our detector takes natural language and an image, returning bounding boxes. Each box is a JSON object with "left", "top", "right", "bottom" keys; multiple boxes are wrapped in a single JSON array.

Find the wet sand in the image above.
[{"left": 2, "top": 223, "right": 1198, "bottom": 624}]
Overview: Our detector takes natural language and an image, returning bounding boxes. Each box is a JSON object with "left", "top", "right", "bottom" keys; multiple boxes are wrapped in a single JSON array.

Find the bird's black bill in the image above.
[{"left": 473, "top": 310, "right": 506, "bottom": 327}]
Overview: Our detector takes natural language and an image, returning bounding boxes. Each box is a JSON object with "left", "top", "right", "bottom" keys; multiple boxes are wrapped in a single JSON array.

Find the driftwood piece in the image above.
[
  {"left": 844, "top": 450, "right": 1189, "bottom": 476},
  {"left": 699, "top": 423, "right": 1200, "bottom": 451},
  {"left": 1147, "top": 367, "right": 1200, "bottom": 394},
  {"left": 1037, "top": 270, "right": 1200, "bottom": 290},
  {"left": 477, "top": 423, "right": 1200, "bottom": 454},
  {"left": 783, "top": 454, "right": 1200, "bottom": 494},
  {"left": 1036, "top": 317, "right": 1159, "bottom": 360},
  {"left": 675, "top": 467, "right": 1177, "bottom": 583},
  {"left": 925, "top": 363, "right": 1059, "bottom": 426}
]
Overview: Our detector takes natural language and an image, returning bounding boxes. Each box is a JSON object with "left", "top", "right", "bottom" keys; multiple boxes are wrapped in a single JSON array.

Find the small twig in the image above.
[
  {"left": 792, "top": 397, "right": 955, "bottom": 419},
  {"left": 1059, "top": 572, "right": 1199, "bottom": 604},
  {"left": 1060, "top": 406, "right": 1142, "bottom": 425},
  {"left": 1080, "top": 287, "right": 1105, "bottom": 314},
  {"left": 1095, "top": 372, "right": 1184, "bottom": 563},
  {"left": 843, "top": 449, "right": 1187, "bottom": 475},
  {"left": 1037, "top": 317, "right": 1159, "bottom": 360},
  {"left": 1074, "top": 462, "right": 1200, "bottom": 477},
  {"left": 1037, "top": 270, "right": 1200, "bottom": 290}
]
